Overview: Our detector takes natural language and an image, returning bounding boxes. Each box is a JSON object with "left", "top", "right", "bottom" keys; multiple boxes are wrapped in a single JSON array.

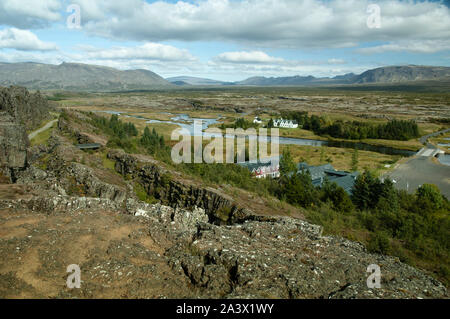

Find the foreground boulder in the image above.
[{"left": 0, "top": 87, "right": 51, "bottom": 181}]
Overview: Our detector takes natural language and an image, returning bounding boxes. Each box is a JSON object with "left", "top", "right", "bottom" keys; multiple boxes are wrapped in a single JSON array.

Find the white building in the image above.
[
  {"left": 253, "top": 116, "right": 262, "bottom": 124},
  {"left": 238, "top": 160, "right": 280, "bottom": 179},
  {"left": 273, "top": 118, "right": 298, "bottom": 129}
]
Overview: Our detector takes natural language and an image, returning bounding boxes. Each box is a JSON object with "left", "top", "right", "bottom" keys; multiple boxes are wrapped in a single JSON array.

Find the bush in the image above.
[
  {"left": 367, "top": 231, "right": 391, "bottom": 254},
  {"left": 416, "top": 184, "right": 444, "bottom": 210},
  {"left": 320, "top": 179, "right": 354, "bottom": 212}
]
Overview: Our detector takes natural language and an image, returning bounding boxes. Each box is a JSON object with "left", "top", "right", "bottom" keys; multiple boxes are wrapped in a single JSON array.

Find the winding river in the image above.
[{"left": 96, "top": 110, "right": 417, "bottom": 157}]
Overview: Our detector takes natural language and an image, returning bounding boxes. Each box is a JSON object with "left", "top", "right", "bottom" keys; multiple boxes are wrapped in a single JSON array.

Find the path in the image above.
[{"left": 28, "top": 119, "right": 58, "bottom": 140}]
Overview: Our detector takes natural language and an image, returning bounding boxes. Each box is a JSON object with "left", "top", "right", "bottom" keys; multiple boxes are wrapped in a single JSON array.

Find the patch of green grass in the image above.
[
  {"left": 101, "top": 152, "right": 116, "bottom": 171},
  {"left": 30, "top": 124, "right": 55, "bottom": 146},
  {"left": 134, "top": 182, "right": 159, "bottom": 204}
]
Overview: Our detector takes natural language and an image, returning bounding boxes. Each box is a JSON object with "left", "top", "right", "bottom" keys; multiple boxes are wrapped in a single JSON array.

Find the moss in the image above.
[
  {"left": 134, "top": 182, "right": 158, "bottom": 204},
  {"left": 66, "top": 176, "right": 86, "bottom": 197},
  {"left": 101, "top": 153, "right": 116, "bottom": 171},
  {"left": 215, "top": 206, "right": 233, "bottom": 223},
  {"left": 37, "top": 154, "right": 51, "bottom": 171}
]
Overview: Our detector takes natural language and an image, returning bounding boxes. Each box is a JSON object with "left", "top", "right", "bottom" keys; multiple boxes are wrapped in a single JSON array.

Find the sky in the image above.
[{"left": 0, "top": 0, "right": 449, "bottom": 81}]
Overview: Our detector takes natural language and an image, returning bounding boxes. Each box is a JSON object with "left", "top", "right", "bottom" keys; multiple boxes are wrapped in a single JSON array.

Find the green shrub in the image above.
[{"left": 367, "top": 231, "right": 391, "bottom": 254}]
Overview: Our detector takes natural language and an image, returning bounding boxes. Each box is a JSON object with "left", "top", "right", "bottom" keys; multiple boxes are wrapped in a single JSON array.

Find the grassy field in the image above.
[{"left": 281, "top": 144, "right": 400, "bottom": 175}]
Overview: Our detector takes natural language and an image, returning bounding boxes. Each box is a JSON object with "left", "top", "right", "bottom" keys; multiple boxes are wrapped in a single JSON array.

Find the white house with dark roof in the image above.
[
  {"left": 253, "top": 116, "right": 262, "bottom": 124},
  {"left": 273, "top": 118, "right": 298, "bottom": 129}
]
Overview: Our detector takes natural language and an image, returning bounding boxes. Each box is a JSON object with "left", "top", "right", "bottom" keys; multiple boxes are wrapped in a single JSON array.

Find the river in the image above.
[{"left": 95, "top": 110, "right": 416, "bottom": 157}]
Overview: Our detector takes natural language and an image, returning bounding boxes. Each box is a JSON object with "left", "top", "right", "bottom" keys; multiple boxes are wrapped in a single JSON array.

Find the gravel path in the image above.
[{"left": 28, "top": 119, "right": 58, "bottom": 140}]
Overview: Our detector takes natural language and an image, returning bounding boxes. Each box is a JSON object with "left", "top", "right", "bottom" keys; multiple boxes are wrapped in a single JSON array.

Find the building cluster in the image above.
[
  {"left": 273, "top": 118, "right": 299, "bottom": 129},
  {"left": 252, "top": 117, "right": 299, "bottom": 129},
  {"left": 239, "top": 159, "right": 359, "bottom": 194},
  {"left": 238, "top": 160, "right": 280, "bottom": 179},
  {"left": 297, "top": 163, "right": 359, "bottom": 194}
]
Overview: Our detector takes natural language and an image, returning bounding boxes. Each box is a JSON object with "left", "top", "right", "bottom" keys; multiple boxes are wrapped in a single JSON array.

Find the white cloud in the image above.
[
  {"left": 70, "top": 0, "right": 450, "bottom": 49},
  {"left": 207, "top": 60, "right": 369, "bottom": 80},
  {"left": 82, "top": 43, "right": 196, "bottom": 62},
  {"left": 0, "top": 0, "right": 61, "bottom": 28},
  {"left": 358, "top": 40, "right": 450, "bottom": 54},
  {"left": 213, "top": 50, "right": 346, "bottom": 68},
  {"left": 327, "top": 58, "right": 346, "bottom": 65},
  {"left": 216, "top": 51, "right": 285, "bottom": 64},
  {"left": 0, "top": 42, "right": 199, "bottom": 76},
  {"left": 209, "top": 51, "right": 353, "bottom": 79},
  {"left": 0, "top": 28, "right": 58, "bottom": 51}
]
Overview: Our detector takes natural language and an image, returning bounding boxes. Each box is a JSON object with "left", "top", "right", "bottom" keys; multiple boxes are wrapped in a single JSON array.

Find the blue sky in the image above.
[{"left": 0, "top": 0, "right": 449, "bottom": 81}]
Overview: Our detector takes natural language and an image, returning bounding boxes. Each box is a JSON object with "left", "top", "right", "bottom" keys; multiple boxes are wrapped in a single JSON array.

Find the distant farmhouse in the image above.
[
  {"left": 253, "top": 116, "right": 262, "bottom": 124},
  {"left": 238, "top": 159, "right": 280, "bottom": 179},
  {"left": 273, "top": 118, "right": 299, "bottom": 129},
  {"left": 297, "top": 163, "right": 359, "bottom": 194}
]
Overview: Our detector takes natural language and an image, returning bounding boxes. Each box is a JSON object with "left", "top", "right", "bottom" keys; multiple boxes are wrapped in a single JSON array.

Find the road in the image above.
[
  {"left": 383, "top": 128, "right": 450, "bottom": 199},
  {"left": 384, "top": 156, "right": 450, "bottom": 199},
  {"left": 419, "top": 127, "right": 450, "bottom": 144},
  {"left": 28, "top": 119, "right": 58, "bottom": 140}
]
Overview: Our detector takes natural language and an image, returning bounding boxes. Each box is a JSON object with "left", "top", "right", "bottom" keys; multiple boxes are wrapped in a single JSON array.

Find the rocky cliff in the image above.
[
  {"left": 0, "top": 86, "right": 51, "bottom": 130},
  {"left": 0, "top": 86, "right": 51, "bottom": 182},
  {"left": 0, "top": 115, "right": 28, "bottom": 181},
  {"left": 108, "top": 149, "right": 256, "bottom": 224}
]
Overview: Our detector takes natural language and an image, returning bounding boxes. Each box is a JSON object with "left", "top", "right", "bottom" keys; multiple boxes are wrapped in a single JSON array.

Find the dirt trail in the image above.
[{"left": 28, "top": 119, "right": 58, "bottom": 140}]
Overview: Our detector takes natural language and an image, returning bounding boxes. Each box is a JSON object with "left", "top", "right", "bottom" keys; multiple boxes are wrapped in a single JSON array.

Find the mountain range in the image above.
[
  {"left": 0, "top": 62, "right": 172, "bottom": 91},
  {"left": 0, "top": 62, "right": 449, "bottom": 91},
  {"left": 234, "top": 66, "right": 450, "bottom": 86},
  {"left": 166, "top": 76, "right": 233, "bottom": 86}
]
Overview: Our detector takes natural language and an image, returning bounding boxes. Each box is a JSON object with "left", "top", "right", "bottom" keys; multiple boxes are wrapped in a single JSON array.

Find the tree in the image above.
[
  {"left": 279, "top": 148, "right": 297, "bottom": 176},
  {"left": 416, "top": 184, "right": 444, "bottom": 211},
  {"left": 321, "top": 179, "right": 354, "bottom": 212},
  {"left": 351, "top": 171, "right": 377, "bottom": 210},
  {"left": 267, "top": 118, "right": 274, "bottom": 129},
  {"left": 282, "top": 170, "right": 319, "bottom": 208}
]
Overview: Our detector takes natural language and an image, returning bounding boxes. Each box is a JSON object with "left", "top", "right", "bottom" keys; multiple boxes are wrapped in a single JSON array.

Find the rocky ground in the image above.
[
  {"left": 0, "top": 193, "right": 447, "bottom": 299},
  {"left": 0, "top": 86, "right": 448, "bottom": 299}
]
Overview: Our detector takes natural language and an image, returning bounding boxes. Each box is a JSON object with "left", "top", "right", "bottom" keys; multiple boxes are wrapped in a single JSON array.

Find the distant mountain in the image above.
[
  {"left": 170, "top": 80, "right": 190, "bottom": 86},
  {"left": 236, "top": 75, "right": 318, "bottom": 86},
  {"left": 1, "top": 62, "right": 449, "bottom": 91},
  {"left": 166, "top": 76, "right": 232, "bottom": 86},
  {"left": 0, "top": 62, "right": 172, "bottom": 91},
  {"left": 236, "top": 66, "right": 450, "bottom": 86},
  {"left": 332, "top": 73, "right": 356, "bottom": 81},
  {"left": 352, "top": 65, "right": 450, "bottom": 83}
]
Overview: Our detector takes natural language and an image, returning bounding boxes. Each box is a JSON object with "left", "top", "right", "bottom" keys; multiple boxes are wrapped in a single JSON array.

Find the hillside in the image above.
[
  {"left": 166, "top": 76, "right": 232, "bottom": 86},
  {"left": 0, "top": 62, "right": 173, "bottom": 91},
  {"left": 235, "top": 65, "right": 450, "bottom": 86},
  {"left": 236, "top": 75, "right": 319, "bottom": 86},
  {"left": 353, "top": 65, "right": 450, "bottom": 83}
]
